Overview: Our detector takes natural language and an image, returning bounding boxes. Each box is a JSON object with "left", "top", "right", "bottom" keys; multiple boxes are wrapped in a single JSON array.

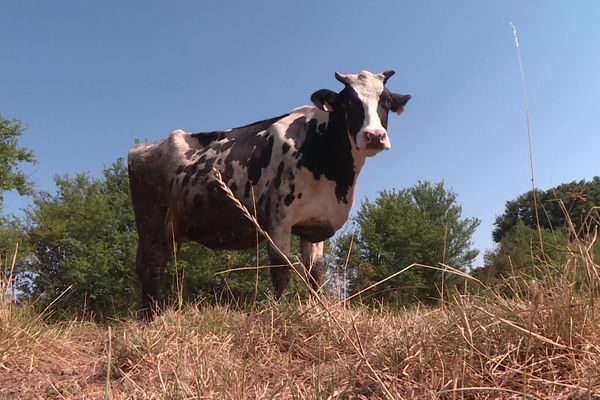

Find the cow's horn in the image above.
[
  {"left": 382, "top": 70, "right": 395, "bottom": 83},
  {"left": 335, "top": 72, "right": 349, "bottom": 85}
]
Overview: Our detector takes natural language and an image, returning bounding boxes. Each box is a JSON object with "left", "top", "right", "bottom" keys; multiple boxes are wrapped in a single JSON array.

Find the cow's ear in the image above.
[
  {"left": 390, "top": 93, "right": 411, "bottom": 115},
  {"left": 311, "top": 89, "right": 338, "bottom": 112}
]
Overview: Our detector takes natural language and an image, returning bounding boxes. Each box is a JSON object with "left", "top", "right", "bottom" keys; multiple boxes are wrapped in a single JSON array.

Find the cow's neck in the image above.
[
  {"left": 322, "top": 111, "right": 368, "bottom": 204},
  {"left": 295, "top": 108, "right": 370, "bottom": 205}
]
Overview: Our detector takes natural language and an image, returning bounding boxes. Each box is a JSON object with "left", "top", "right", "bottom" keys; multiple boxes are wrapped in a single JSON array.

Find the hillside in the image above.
[{"left": 2, "top": 254, "right": 600, "bottom": 399}]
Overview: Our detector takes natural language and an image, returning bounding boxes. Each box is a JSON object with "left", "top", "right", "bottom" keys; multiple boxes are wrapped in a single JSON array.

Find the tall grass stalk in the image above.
[{"left": 510, "top": 22, "right": 545, "bottom": 257}]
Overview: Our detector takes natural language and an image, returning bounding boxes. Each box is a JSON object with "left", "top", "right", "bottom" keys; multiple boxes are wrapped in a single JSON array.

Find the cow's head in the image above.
[{"left": 311, "top": 70, "right": 411, "bottom": 155}]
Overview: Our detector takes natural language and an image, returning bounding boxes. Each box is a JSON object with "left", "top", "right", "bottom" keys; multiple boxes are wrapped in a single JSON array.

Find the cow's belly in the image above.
[
  {"left": 188, "top": 229, "right": 264, "bottom": 250},
  {"left": 178, "top": 210, "right": 264, "bottom": 250},
  {"left": 291, "top": 219, "right": 336, "bottom": 242}
]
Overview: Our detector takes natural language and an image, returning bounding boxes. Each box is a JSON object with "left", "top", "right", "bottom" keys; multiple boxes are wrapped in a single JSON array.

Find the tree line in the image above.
[{"left": 2, "top": 114, "right": 599, "bottom": 318}]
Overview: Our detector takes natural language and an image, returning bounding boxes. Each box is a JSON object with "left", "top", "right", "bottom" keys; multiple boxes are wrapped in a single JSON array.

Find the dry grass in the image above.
[
  {"left": 2, "top": 177, "right": 599, "bottom": 399},
  {"left": 2, "top": 251, "right": 600, "bottom": 399}
]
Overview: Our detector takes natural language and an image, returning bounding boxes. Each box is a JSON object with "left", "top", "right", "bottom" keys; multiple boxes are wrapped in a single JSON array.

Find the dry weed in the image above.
[{"left": 1, "top": 180, "right": 599, "bottom": 399}]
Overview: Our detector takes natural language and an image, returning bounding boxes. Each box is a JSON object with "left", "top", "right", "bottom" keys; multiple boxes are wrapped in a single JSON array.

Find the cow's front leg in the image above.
[
  {"left": 301, "top": 240, "right": 324, "bottom": 292},
  {"left": 268, "top": 227, "right": 292, "bottom": 298}
]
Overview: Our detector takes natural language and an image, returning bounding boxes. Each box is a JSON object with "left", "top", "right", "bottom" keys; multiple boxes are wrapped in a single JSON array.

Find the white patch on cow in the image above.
[
  {"left": 287, "top": 167, "right": 355, "bottom": 231},
  {"left": 340, "top": 71, "right": 391, "bottom": 152},
  {"left": 229, "top": 160, "right": 248, "bottom": 188}
]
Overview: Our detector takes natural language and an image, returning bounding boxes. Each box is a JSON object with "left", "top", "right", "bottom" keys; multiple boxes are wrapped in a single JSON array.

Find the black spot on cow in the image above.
[
  {"left": 181, "top": 163, "right": 199, "bottom": 187},
  {"left": 210, "top": 115, "right": 288, "bottom": 190},
  {"left": 339, "top": 87, "right": 366, "bottom": 143},
  {"left": 244, "top": 181, "right": 251, "bottom": 198},
  {"left": 230, "top": 182, "right": 238, "bottom": 192},
  {"left": 245, "top": 135, "right": 274, "bottom": 185},
  {"left": 265, "top": 180, "right": 270, "bottom": 187},
  {"left": 196, "top": 156, "right": 215, "bottom": 177},
  {"left": 210, "top": 139, "right": 235, "bottom": 154},
  {"left": 191, "top": 131, "right": 226, "bottom": 146},
  {"left": 298, "top": 192, "right": 303, "bottom": 199},
  {"left": 283, "top": 183, "right": 296, "bottom": 206},
  {"left": 223, "top": 161, "right": 234, "bottom": 182},
  {"left": 272, "top": 161, "right": 285, "bottom": 189},
  {"left": 282, "top": 142, "right": 291, "bottom": 155},
  {"left": 175, "top": 165, "right": 184, "bottom": 174},
  {"left": 185, "top": 150, "right": 195, "bottom": 160},
  {"left": 295, "top": 114, "right": 356, "bottom": 203},
  {"left": 192, "top": 172, "right": 202, "bottom": 185},
  {"left": 275, "top": 194, "right": 284, "bottom": 214},
  {"left": 284, "top": 193, "right": 295, "bottom": 206}
]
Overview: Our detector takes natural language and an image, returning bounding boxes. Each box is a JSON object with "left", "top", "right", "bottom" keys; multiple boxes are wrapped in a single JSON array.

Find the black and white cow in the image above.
[{"left": 128, "top": 70, "right": 410, "bottom": 316}]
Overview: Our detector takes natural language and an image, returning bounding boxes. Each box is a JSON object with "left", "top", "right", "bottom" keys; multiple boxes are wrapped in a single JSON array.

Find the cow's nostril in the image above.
[{"left": 365, "top": 130, "right": 387, "bottom": 143}]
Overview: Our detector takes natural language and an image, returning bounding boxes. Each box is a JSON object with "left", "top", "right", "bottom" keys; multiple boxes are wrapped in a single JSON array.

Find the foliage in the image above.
[
  {"left": 481, "top": 178, "right": 600, "bottom": 284},
  {"left": 480, "top": 221, "right": 571, "bottom": 282},
  {"left": 0, "top": 216, "right": 27, "bottom": 258},
  {"left": 0, "top": 216, "right": 31, "bottom": 294},
  {"left": 0, "top": 115, "right": 36, "bottom": 208},
  {"left": 337, "top": 181, "right": 480, "bottom": 305},
  {"left": 163, "top": 243, "right": 273, "bottom": 308},
  {"left": 22, "top": 159, "right": 139, "bottom": 317},
  {"left": 493, "top": 177, "right": 600, "bottom": 243}
]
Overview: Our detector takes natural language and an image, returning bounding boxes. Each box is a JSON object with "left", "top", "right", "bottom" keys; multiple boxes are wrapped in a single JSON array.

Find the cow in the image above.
[{"left": 128, "top": 70, "right": 411, "bottom": 317}]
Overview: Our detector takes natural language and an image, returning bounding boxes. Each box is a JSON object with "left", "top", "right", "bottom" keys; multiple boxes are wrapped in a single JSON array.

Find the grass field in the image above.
[{"left": 2, "top": 232, "right": 600, "bottom": 399}]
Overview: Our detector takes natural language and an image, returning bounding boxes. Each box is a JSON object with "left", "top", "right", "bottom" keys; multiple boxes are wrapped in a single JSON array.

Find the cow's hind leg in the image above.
[
  {"left": 301, "top": 240, "right": 324, "bottom": 293},
  {"left": 134, "top": 208, "right": 170, "bottom": 320}
]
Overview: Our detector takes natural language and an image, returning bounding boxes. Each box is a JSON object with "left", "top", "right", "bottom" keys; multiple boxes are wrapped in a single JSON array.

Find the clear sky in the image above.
[{"left": 2, "top": 1, "right": 599, "bottom": 266}]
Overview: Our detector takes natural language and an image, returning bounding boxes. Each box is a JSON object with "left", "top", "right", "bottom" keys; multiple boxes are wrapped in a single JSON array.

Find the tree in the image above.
[
  {"left": 338, "top": 181, "right": 480, "bottom": 305},
  {"left": 23, "top": 159, "right": 139, "bottom": 317},
  {"left": 482, "top": 221, "right": 570, "bottom": 281},
  {"left": 164, "top": 242, "right": 273, "bottom": 308},
  {"left": 493, "top": 177, "right": 600, "bottom": 243},
  {"left": 479, "top": 178, "right": 600, "bottom": 283},
  {"left": 0, "top": 115, "right": 36, "bottom": 208},
  {"left": 0, "top": 114, "right": 36, "bottom": 292}
]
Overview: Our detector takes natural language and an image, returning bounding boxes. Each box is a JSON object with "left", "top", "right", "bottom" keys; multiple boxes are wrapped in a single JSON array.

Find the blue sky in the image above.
[{"left": 2, "top": 1, "right": 599, "bottom": 266}]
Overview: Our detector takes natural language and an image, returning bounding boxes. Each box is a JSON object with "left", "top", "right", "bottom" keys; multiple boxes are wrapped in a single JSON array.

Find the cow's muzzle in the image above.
[{"left": 364, "top": 130, "right": 389, "bottom": 149}]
